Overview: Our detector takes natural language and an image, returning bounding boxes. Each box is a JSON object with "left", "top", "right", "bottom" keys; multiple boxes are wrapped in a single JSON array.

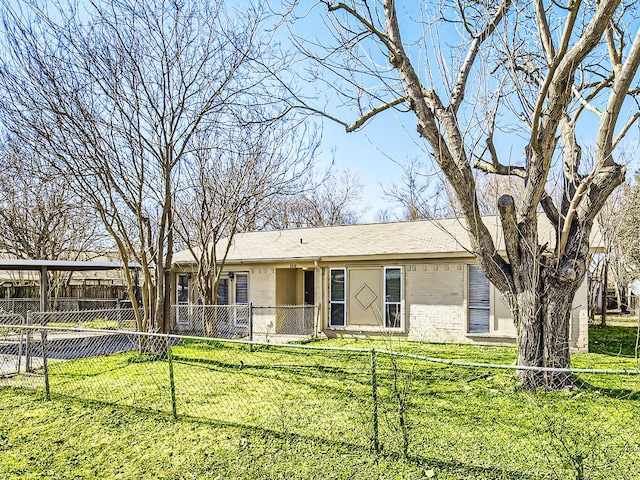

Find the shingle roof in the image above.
[{"left": 173, "top": 215, "right": 602, "bottom": 265}]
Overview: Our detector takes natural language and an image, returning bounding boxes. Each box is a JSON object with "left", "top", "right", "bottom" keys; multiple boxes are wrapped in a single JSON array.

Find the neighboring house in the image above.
[{"left": 172, "top": 216, "right": 599, "bottom": 351}]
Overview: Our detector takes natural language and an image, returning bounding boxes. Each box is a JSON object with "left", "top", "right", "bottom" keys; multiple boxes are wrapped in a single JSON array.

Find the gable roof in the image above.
[{"left": 173, "top": 215, "right": 603, "bottom": 266}]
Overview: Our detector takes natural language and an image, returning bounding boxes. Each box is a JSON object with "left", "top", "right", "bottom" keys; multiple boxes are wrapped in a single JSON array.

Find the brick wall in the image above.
[{"left": 406, "top": 263, "right": 468, "bottom": 342}]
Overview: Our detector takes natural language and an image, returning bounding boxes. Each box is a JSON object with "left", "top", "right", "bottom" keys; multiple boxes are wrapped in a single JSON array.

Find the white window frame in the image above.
[
  {"left": 234, "top": 272, "right": 249, "bottom": 327},
  {"left": 383, "top": 266, "right": 403, "bottom": 330},
  {"left": 329, "top": 268, "right": 346, "bottom": 327}
]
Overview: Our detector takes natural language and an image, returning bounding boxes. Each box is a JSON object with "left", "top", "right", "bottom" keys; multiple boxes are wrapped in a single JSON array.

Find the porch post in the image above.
[{"left": 40, "top": 266, "right": 48, "bottom": 313}]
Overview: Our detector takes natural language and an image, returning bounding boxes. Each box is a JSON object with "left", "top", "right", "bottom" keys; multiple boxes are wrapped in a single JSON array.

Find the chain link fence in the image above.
[
  {"left": 173, "top": 304, "right": 250, "bottom": 338},
  {"left": 172, "top": 304, "right": 317, "bottom": 342},
  {"left": 0, "top": 298, "right": 120, "bottom": 318},
  {"left": 0, "top": 310, "right": 138, "bottom": 376},
  {"left": 29, "top": 308, "right": 138, "bottom": 330},
  {"left": 2, "top": 311, "right": 640, "bottom": 478},
  {"left": 0, "top": 313, "right": 25, "bottom": 376}
]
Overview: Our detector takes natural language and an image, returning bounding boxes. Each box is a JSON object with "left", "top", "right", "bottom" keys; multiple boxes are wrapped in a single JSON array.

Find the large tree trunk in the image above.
[
  {"left": 499, "top": 195, "right": 587, "bottom": 390},
  {"left": 513, "top": 289, "right": 544, "bottom": 391},
  {"left": 542, "top": 282, "right": 575, "bottom": 389},
  {"left": 512, "top": 266, "right": 582, "bottom": 390}
]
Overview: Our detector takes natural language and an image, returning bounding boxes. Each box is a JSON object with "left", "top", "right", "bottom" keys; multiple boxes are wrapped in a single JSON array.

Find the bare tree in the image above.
[
  {"left": 382, "top": 158, "right": 454, "bottom": 220},
  {"left": 0, "top": 0, "right": 292, "bottom": 334},
  {"left": 259, "top": 168, "right": 362, "bottom": 229},
  {"left": 174, "top": 120, "right": 317, "bottom": 317},
  {"left": 0, "top": 137, "right": 107, "bottom": 260},
  {"left": 0, "top": 136, "right": 110, "bottom": 298},
  {"left": 287, "top": 1, "right": 640, "bottom": 389},
  {"left": 384, "top": 158, "right": 525, "bottom": 221},
  {"left": 608, "top": 174, "right": 640, "bottom": 312},
  {"left": 618, "top": 175, "right": 640, "bottom": 271}
]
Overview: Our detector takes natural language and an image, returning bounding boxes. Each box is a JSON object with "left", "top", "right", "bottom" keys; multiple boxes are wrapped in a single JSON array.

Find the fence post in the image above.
[
  {"left": 16, "top": 314, "right": 24, "bottom": 374},
  {"left": 249, "top": 303, "right": 254, "bottom": 351},
  {"left": 167, "top": 340, "right": 178, "bottom": 419},
  {"left": 41, "top": 326, "right": 50, "bottom": 400},
  {"left": 25, "top": 311, "right": 32, "bottom": 372},
  {"left": 370, "top": 348, "right": 379, "bottom": 455}
]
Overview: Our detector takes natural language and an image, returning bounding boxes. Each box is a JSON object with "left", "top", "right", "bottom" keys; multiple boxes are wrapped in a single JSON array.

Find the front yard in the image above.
[{"left": 1, "top": 325, "right": 640, "bottom": 479}]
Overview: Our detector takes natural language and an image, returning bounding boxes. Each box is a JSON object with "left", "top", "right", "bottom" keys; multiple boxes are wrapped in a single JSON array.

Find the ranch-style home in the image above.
[{"left": 172, "top": 216, "right": 596, "bottom": 351}]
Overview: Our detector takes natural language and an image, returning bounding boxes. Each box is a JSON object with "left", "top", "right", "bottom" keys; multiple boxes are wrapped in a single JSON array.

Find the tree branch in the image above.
[
  {"left": 474, "top": 159, "right": 527, "bottom": 178},
  {"left": 296, "top": 104, "right": 350, "bottom": 129},
  {"left": 498, "top": 194, "right": 521, "bottom": 268},
  {"left": 325, "top": 1, "right": 397, "bottom": 56},
  {"left": 605, "top": 20, "right": 622, "bottom": 69},
  {"left": 533, "top": 0, "right": 556, "bottom": 63},
  {"left": 530, "top": 0, "right": 582, "bottom": 150},
  {"left": 571, "top": 85, "right": 602, "bottom": 116},
  {"left": 346, "top": 95, "right": 408, "bottom": 132},
  {"left": 597, "top": 28, "right": 640, "bottom": 166},
  {"left": 613, "top": 110, "right": 640, "bottom": 150},
  {"left": 540, "top": 193, "right": 560, "bottom": 226},
  {"left": 450, "top": 0, "right": 512, "bottom": 113},
  {"left": 557, "top": 168, "right": 596, "bottom": 263}
]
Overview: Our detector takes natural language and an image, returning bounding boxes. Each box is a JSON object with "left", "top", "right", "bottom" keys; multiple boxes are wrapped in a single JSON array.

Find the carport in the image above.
[{"left": 0, "top": 259, "right": 140, "bottom": 312}]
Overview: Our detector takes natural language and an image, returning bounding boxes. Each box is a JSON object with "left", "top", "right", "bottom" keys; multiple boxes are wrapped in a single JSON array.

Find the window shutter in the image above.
[
  {"left": 468, "top": 265, "right": 490, "bottom": 333},
  {"left": 235, "top": 274, "right": 248, "bottom": 305}
]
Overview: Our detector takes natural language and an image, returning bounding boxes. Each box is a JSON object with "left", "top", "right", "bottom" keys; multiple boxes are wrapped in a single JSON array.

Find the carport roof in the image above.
[{"left": 0, "top": 259, "right": 139, "bottom": 271}]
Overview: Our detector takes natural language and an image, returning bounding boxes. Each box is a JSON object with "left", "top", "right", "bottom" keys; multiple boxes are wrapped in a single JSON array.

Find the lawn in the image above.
[
  {"left": 1, "top": 327, "right": 640, "bottom": 479},
  {"left": 0, "top": 389, "right": 428, "bottom": 480}
]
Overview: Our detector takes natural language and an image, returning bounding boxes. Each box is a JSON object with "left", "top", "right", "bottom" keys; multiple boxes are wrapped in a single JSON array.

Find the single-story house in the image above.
[{"left": 172, "top": 216, "right": 598, "bottom": 351}]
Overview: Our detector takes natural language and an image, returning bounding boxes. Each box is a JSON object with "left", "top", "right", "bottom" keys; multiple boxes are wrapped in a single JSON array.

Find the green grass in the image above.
[
  {"left": 589, "top": 323, "right": 640, "bottom": 358},
  {"left": 0, "top": 389, "right": 428, "bottom": 480},
  {"left": 2, "top": 330, "right": 640, "bottom": 479},
  {"left": 46, "top": 320, "right": 122, "bottom": 330},
  {"left": 592, "top": 313, "right": 640, "bottom": 327}
]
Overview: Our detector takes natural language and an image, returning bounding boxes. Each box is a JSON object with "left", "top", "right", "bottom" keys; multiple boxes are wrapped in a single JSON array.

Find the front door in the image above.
[
  {"left": 348, "top": 267, "right": 383, "bottom": 327},
  {"left": 304, "top": 270, "right": 315, "bottom": 305}
]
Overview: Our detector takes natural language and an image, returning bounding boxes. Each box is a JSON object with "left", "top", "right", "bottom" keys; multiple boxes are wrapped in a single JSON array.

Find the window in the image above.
[
  {"left": 384, "top": 267, "right": 402, "bottom": 329},
  {"left": 234, "top": 273, "right": 249, "bottom": 326},
  {"left": 217, "top": 278, "right": 229, "bottom": 305},
  {"left": 330, "top": 268, "right": 346, "bottom": 327},
  {"left": 177, "top": 274, "right": 189, "bottom": 304},
  {"left": 176, "top": 274, "right": 190, "bottom": 325},
  {"left": 468, "top": 265, "right": 490, "bottom": 333}
]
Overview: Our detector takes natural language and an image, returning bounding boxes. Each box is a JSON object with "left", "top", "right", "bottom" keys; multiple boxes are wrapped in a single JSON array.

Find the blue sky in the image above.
[
  {"left": 314, "top": 109, "right": 428, "bottom": 221},
  {"left": 4, "top": 0, "right": 639, "bottom": 223},
  {"left": 285, "top": 1, "right": 640, "bottom": 222}
]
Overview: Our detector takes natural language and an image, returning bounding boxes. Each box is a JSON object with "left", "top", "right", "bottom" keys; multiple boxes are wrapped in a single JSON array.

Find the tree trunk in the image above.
[
  {"left": 197, "top": 270, "right": 220, "bottom": 337},
  {"left": 542, "top": 280, "right": 576, "bottom": 390},
  {"left": 513, "top": 276, "right": 580, "bottom": 390},
  {"left": 509, "top": 249, "right": 585, "bottom": 391},
  {"left": 513, "top": 289, "right": 544, "bottom": 390}
]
